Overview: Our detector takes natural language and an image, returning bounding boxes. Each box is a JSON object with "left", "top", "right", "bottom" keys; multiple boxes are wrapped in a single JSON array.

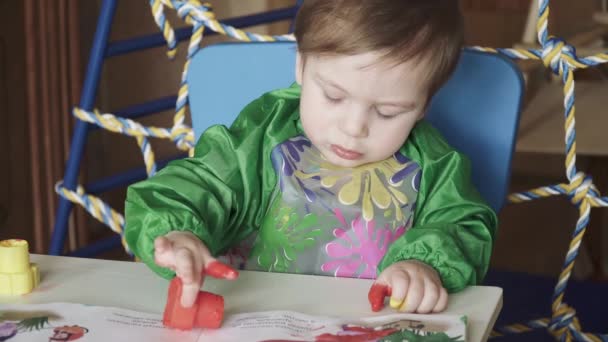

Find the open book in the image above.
[{"left": 0, "top": 302, "right": 466, "bottom": 341}]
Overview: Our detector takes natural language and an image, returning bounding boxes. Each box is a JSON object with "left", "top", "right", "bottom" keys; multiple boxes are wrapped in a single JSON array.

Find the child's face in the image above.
[{"left": 296, "top": 51, "right": 429, "bottom": 168}]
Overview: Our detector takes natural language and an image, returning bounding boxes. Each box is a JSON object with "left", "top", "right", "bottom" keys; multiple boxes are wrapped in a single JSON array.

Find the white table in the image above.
[{"left": 0, "top": 255, "right": 502, "bottom": 342}]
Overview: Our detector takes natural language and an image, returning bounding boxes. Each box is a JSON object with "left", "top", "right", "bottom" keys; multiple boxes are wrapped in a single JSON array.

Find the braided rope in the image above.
[
  {"left": 56, "top": 0, "right": 296, "bottom": 252},
  {"left": 473, "top": 1, "right": 608, "bottom": 340},
  {"left": 54, "top": 182, "right": 130, "bottom": 254},
  {"left": 56, "top": 1, "right": 606, "bottom": 339},
  {"left": 152, "top": 0, "right": 294, "bottom": 43}
]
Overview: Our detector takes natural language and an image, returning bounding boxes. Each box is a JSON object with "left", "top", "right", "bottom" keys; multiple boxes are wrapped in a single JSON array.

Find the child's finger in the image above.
[
  {"left": 154, "top": 236, "right": 175, "bottom": 268},
  {"left": 416, "top": 279, "right": 440, "bottom": 314},
  {"left": 368, "top": 282, "right": 391, "bottom": 312},
  {"left": 174, "top": 248, "right": 203, "bottom": 307},
  {"left": 398, "top": 276, "right": 423, "bottom": 312},
  {"left": 387, "top": 271, "right": 410, "bottom": 310},
  {"left": 204, "top": 260, "right": 239, "bottom": 280},
  {"left": 432, "top": 287, "right": 449, "bottom": 313}
]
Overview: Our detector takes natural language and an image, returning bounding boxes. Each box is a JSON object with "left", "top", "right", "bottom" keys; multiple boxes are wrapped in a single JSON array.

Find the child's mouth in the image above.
[{"left": 330, "top": 144, "right": 363, "bottom": 160}]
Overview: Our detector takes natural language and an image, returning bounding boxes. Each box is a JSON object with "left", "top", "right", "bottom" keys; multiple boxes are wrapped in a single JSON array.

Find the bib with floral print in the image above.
[{"left": 225, "top": 135, "right": 421, "bottom": 279}]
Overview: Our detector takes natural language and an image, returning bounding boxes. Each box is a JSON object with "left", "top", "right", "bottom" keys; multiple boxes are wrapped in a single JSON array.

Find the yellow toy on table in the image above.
[{"left": 0, "top": 239, "right": 39, "bottom": 295}]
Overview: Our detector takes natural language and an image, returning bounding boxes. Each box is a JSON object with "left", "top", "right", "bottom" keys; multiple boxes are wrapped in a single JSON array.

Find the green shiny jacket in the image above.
[{"left": 124, "top": 84, "right": 497, "bottom": 292}]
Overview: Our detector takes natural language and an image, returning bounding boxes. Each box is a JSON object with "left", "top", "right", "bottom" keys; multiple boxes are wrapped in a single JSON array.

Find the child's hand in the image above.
[
  {"left": 368, "top": 260, "right": 448, "bottom": 313},
  {"left": 154, "top": 231, "right": 238, "bottom": 308}
]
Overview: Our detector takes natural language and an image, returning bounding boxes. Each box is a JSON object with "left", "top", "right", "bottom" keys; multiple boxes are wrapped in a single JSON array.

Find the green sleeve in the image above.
[
  {"left": 378, "top": 121, "right": 498, "bottom": 292},
  {"left": 124, "top": 86, "right": 302, "bottom": 279}
]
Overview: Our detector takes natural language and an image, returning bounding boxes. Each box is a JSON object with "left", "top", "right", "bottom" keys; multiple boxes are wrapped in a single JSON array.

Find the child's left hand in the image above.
[{"left": 368, "top": 260, "right": 448, "bottom": 314}]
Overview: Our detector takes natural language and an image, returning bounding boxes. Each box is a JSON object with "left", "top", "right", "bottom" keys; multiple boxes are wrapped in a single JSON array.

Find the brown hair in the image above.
[{"left": 294, "top": 0, "right": 464, "bottom": 98}]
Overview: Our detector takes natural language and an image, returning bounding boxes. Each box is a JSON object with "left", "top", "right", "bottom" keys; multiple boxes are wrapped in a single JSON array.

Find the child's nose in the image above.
[{"left": 341, "top": 110, "right": 369, "bottom": 138}]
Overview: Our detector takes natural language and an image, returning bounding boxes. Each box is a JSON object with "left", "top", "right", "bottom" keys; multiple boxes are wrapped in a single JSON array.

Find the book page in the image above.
[{"left": 0, "top": 303, "right": 466, "bottom": 341}]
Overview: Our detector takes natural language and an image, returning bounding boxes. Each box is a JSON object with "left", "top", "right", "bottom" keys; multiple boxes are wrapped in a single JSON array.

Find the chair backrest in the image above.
[{"left": 187, "top": 42, "right": 524, "bottom": 212}]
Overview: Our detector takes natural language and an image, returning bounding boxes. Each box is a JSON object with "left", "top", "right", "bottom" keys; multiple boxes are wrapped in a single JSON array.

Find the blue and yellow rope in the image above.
[
  {"left": 56, "top": 1, "right": 607, "bottom": 339},
  {"left": 54, "top": 182, "right": 130, "bottom": 254},
  {"left": 153, "top": 0, "right": 295, "bottom": 42},
  {"left": 474, "top": 0, "right": 608, "bottom": 340},
  {"left": 150, "top": 0, "right": 177, "bottom": 59},
  {"left": 56, "top": 0, "right": 295, "bottom": 253}
]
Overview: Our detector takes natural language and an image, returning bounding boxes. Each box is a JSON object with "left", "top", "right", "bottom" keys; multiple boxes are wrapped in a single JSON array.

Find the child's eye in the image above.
[
  {"left": 376, "top": 110, "right": 396, "bottom": 120},
  {"left": 324, "top": 92, "right": 343, "bottom": 103}
]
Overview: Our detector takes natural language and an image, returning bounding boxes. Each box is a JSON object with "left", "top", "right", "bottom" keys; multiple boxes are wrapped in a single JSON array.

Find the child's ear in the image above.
[{"left": 295, "top": 51, "right": 303, "bottom": 85}]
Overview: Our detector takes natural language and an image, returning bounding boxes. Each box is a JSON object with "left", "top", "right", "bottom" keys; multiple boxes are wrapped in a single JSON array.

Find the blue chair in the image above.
[{"left": 188, "top": 42, "right": 525, "bottom": 212}]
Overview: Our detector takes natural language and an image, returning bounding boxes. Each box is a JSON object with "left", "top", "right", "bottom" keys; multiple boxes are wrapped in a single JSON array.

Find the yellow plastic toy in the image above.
[{"left": 0, "top": 239, "right": 39, "bottom": 295}]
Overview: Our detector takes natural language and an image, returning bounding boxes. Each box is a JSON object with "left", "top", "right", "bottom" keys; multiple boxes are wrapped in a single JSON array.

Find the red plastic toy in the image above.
[
  {"left": 163, "top": 261, "right": 238, "bottom": 330},
  {"left": 163, "top": 276, "right": 224, "bottom": 330}
]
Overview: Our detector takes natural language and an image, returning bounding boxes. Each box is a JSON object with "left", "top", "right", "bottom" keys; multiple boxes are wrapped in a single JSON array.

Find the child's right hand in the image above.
[{"left": 154, "top": 231, "right": 238, "bottom": 308}]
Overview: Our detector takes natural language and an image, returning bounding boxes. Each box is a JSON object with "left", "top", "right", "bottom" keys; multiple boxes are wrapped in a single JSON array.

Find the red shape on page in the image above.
[{"left": 163, "top": 276, "right": 224, "bottom": 330}]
